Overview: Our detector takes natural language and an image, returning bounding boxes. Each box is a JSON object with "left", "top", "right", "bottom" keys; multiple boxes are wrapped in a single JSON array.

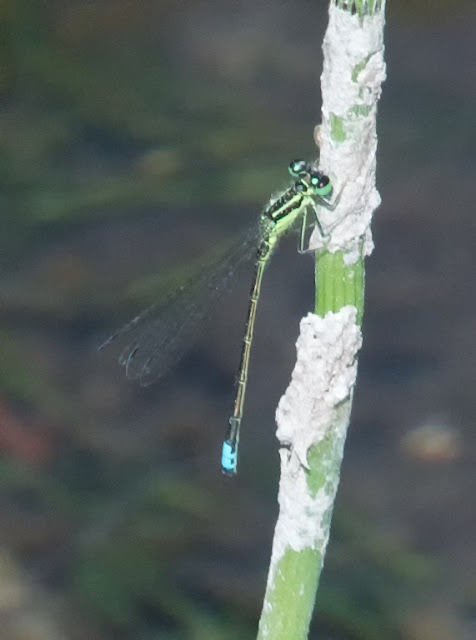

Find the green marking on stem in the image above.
[
  {"left": 348, "top": 103, "right": 372, "bottom": 119},
  {"left": 306, "top": 431, "right": 342, "bottom": 498},
  {"left": 329, "top": 113, "right": 346, "bottom": 142},
  {"left": 335, "top": 0, "right": 382, "bottom": 16},
  {"left": 352, "top": 55, "right": 371, "bottom": 82}
]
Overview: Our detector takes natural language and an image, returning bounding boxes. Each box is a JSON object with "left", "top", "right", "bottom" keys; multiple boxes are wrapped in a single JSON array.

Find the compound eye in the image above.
[
  {"left": 289, "top": 159, "right": 309, "bottom": 178},
  {"left": 310, "top": 172, "right": 329, "bottom": 190}
]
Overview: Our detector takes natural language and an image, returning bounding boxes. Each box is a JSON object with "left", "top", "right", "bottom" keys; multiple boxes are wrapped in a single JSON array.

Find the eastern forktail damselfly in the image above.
[{"left": 100, "top": 160, "right": 340, "bottom": 476}]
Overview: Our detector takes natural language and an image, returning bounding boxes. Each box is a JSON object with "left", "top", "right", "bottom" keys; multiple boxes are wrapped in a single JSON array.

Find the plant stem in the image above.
[{"left": 257, "top": 1, "right": 387, "bottom": 638}]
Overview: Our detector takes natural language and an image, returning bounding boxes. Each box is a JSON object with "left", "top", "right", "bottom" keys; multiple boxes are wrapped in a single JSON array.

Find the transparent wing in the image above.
[{"left": 99, "top": 223, "right": 260, "bottom": 386}]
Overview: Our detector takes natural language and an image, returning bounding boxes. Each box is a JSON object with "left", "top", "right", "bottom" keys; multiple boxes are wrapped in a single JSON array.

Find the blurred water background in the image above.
[{"left": 0, "top": 1, "right": 475, "bottom": 639}]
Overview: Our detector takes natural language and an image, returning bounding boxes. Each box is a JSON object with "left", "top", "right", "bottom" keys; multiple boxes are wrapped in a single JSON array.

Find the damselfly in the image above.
[
  {"left": 100, "top": 160, "right": 340, "bottom": 476},
  {"left": 221, "top": 160, "right": 340, "bottom": 475}
]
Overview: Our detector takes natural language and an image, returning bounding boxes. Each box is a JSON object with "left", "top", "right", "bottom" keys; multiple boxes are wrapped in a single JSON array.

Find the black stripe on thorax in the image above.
[{"left": 265, "top": 186, "right": 304, "bottom": 223}]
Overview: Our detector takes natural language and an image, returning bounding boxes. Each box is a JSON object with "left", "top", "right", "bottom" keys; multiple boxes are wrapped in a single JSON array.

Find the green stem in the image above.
[
  {"left": 257, "top": 0, "right": 386, "bottom": 635},
  {"left": 315, "top": 249, "right": 365, "bottom": 325},
  {"left": 256, "top": 253, "right": 365, "bottom": 640}
]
